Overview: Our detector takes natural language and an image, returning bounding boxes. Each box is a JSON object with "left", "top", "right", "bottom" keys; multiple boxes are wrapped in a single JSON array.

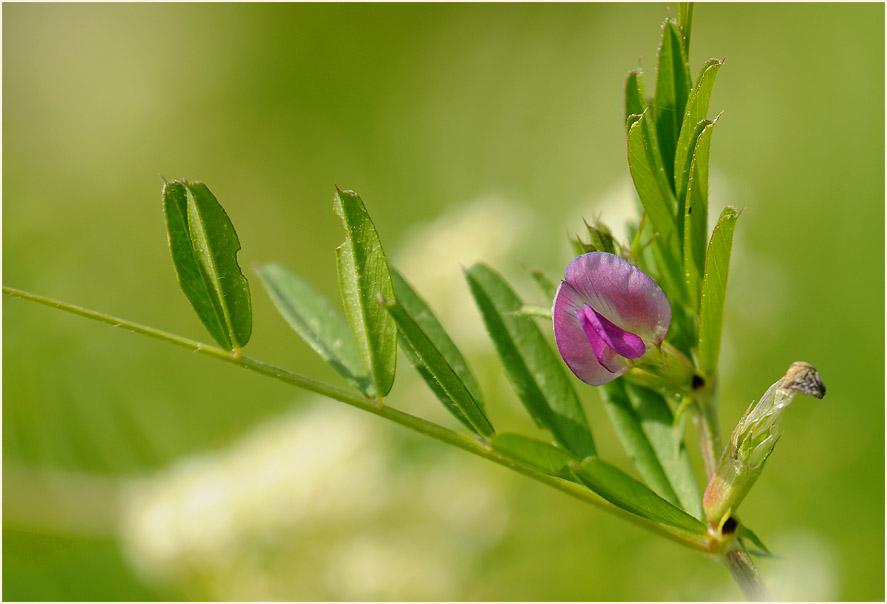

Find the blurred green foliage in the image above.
[{"left": 3, "top": 3, "right": 883, "bottom": 600}]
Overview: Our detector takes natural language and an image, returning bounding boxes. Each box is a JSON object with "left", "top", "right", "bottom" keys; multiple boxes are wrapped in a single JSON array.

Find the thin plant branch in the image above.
[{"left": 3, "top": 285, "right": 714, "bottom": 553}]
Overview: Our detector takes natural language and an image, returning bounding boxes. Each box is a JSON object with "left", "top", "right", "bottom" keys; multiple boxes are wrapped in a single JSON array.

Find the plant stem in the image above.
[
  {"left": 725, "top": 541, "right": 771, "bottom": 601},
  {"left": 695, "top": 385, "right": 722, "bottom": 478},
  {"left": 3, "top": 285, "right": 713, "bottom": 553}
]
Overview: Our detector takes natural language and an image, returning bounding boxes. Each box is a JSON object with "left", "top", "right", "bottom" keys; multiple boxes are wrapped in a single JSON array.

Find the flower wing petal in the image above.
[
  {"left": 564, "top": 252, "right": 671, "bottom": 344},
  {"left": 579, "top": 304, "right": 646, "bottom": 364},
  {"left": 576, "top": 306, "right": 621, "bottom": 373},
  {"left": 553, "top": 281, "right": 629, "bottom": 386}
]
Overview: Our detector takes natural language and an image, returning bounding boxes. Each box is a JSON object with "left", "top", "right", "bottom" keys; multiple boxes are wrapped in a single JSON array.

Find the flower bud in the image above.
[{"left": 703, "top": 362, "right": 826, "bottom": 531}]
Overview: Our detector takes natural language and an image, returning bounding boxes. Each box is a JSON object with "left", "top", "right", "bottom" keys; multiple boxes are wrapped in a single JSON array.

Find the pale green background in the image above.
[{"left": 3, "top": 3, "right": 884, "bottom": 600}]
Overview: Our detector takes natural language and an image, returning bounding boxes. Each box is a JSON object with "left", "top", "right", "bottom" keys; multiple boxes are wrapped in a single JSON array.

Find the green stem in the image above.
[
  {"left": 3, "top": 285, "right": 713, "bottom": 553},
  {"left": 725, "top": 541, "right": 770, "bottom": 601},
  {"left": 695, "top": 385, "right": 722, "bottom": 478}
]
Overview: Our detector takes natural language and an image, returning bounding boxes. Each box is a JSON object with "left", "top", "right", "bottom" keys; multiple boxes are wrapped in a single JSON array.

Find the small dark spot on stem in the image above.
[
  {"left": 688, "top": 206, "right": 693, "bottom": 214},
  {"left": 691, "top": 374, "right": 705, "bottom": 390},
  {"left": 722, "top": 516, "right": 738, "bottom": 535}
]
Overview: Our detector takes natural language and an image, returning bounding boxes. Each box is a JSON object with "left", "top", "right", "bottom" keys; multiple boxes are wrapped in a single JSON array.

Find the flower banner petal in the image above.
[{"left": 564, "top": 252, "right": 671, "bottom": 344}]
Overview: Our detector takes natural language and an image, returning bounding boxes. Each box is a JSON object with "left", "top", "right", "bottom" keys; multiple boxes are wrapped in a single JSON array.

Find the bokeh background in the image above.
[{"left": 3, "top": 3, "right": 883, "bottom": 601}]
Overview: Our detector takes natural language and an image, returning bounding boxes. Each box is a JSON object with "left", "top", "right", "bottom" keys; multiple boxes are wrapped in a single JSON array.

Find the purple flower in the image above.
[{"left": 553, "top": 252, "right": 671, "bottom": 386}]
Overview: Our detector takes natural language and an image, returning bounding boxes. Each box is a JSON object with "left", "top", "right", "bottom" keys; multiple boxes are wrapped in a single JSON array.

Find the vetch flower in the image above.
[{"left": 553, "top": 252, "right": 671, "bottom": 386}]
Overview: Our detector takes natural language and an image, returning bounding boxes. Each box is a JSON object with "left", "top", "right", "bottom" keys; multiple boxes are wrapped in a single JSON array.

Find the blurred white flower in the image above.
[
  {"left": 324, "top": 535, "right": 453, "bottom": 601},
  {"left": 119, "top": 400, "right": 508, "bottom": 600},
  {"left": 119, "top": 404, "right": 388, "bottom": 591},
  {"left": 764, "top": 528, "right": 837, "bottom": 601}
]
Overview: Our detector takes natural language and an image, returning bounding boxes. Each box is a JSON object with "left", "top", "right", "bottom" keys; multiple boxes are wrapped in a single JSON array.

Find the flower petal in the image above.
[
  {"left": 564, "top": 252, "right": 671, "bottom": 344},
  {"left": 578, "top": 304, "right": 646, "bottom": 368},
  {"left": 575, "top": 306, "right": 620, "bottom": 373},
  {"left": 553, "top": 281, "right": 630, "bottom": 386}
]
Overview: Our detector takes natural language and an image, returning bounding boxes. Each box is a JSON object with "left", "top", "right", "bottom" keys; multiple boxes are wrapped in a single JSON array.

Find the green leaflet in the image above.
[
  {"left": 675, "top": 119, "right": 712, "bottom": 246},
  {"left": 492, "top": 433, "right": 578, "bottom": 480},
  {"left": 624, "top": 205, "right": 693, "bottom": 359},
  {"left": 628, "top": 216, "right": 693, "bottom": 359},
  {"left": 653, "top": 19, "right": 692, "bottom": 189},
  {"left": 627, "top": 109, "right": 681, "bottom": 268},
  {"left": 698, "top": 206, "right": 741, "bottom": 377},
  {"left": 600, "top": 380, "right": 681, "bottom": 509},
  {"left": 571, "top": 457, "right": 707, "bottom": 534},
  {"left": 683, "top": 118, "right": 719, "bottom": 308},
  {"left": 465, "top": 263, "right": 595, "bottom": 458},
  {"left": 738, "top": 525, "right": 775, "bottom": 558},
  {"left": 334, "top": 188, "right": 397, "bottom": 399},
  {"left": 526, "top": 266, "right": 559, "bottom": 302},
  {"left": 389, "top": 268, "right": 488, "bottom": 433},
  {"left": 650, "top": 234, "right": 694, "bottom": 343},
  {"left": 599, "top": 380, "right": 702, "bottom": 519},
  {"left": 385, "top": 299, "right": 494, "bottom": 437},
  {"left": 623, "top": 104, "right": 701, "bottom": 356},
  {"left": 624, "top": 382, "right": 702, "bottom": 519},
  {"left": 625, "top": 69, "right": 646, "bottom": 128},
  {"left": 665, "top": 294, "right": 696, "bottom": 361},
  {"left": 674, "top": 58, "right": 724, "bottom": 203},
  {"left": 162, "top": 180, "right": 252, "bottom": 350},
  {"left": 678, "top": 3, "right": 694, "bottom": 58},
  {"left": 255, "top": 262, "right": 374, "bottom": 396}
]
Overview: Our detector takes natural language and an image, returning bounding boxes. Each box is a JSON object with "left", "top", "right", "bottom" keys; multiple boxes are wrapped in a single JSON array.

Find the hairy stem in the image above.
[{"left": 3, "top": 285, "right": 713, "bottom": 553}]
